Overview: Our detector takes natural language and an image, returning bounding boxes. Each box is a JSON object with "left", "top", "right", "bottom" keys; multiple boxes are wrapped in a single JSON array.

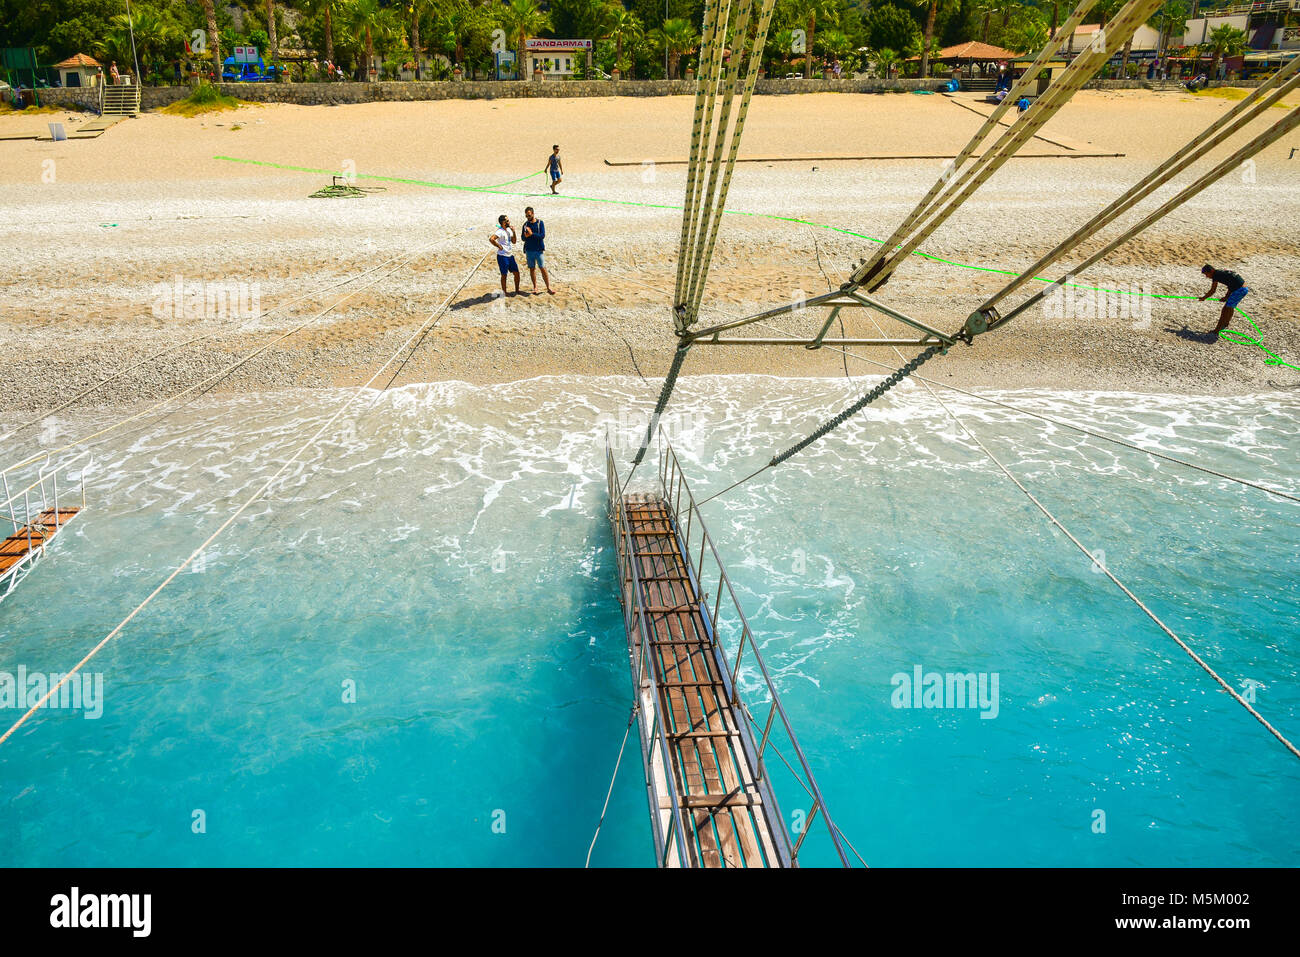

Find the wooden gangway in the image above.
[
  {"left": 606, "top": 430, "right": 853, "bottom": 868},
  {"left": 0, "top": 456, "right": 86, "bottom": 603}
]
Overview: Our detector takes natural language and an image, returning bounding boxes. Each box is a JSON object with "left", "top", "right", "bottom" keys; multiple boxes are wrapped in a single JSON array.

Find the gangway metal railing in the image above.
[
  {"left": 607, "top": 428, "right": 856, "bottom": 867},
  {"left": 0, "top": 451, "right": 89, "bottom": 601},
  {"left": 607, "top": 439, "right": 692, "bottom": 866}
]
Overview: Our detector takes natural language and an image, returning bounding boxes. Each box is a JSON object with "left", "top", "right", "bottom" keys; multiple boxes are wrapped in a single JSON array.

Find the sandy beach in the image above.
[{"left": 2, "top": 89, "right": 1298, "bottom": 415}]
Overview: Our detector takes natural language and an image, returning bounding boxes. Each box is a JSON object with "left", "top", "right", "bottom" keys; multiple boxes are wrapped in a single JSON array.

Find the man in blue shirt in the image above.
[
  {"left": 1199, "top": 264, "right": 1249, "bottom": 335},
  {"left": 521, "top": 206, "right": 554, "bottom": 295},
  {"left": 547, "top": 145, "right": 563, "bottom": 194}
]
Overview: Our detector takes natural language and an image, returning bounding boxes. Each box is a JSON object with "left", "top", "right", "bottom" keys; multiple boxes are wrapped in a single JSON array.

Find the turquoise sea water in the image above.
[{"left": 0, "top": 376, "right": 1296, "bottom": 867}]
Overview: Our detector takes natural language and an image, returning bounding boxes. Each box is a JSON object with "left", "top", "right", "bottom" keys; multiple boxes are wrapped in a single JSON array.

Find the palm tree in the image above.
[
  {"left": 608, "top": 6, "right": 643, "bottom": 77},
  {"left": 974, "top": 0, "right": 998, "bottom": 43},
  {"left": 1096, "top": 0, "right": 1123, "bottom": 32},
  {"left": 875, "top": 47, "right": 900, "bottom": 78},
  {"left": 348, "top": 0, "right": 382, "bottom": 80},
  {"left": 1149, "top": 0, "right": 1191, "bottom": 62},
  {"left": 998, "top": 0, "right": 1015, "bottom": 29},
  {"left": 1206, "top": 23, "right": 1246, "bottom": 77},
  {"left": 918, "top": 0, "right": 957, "bottom": 79},
  {"left": 653, "top": 17, "right": 698, "bottom": 80},
  {"left": 103, "top": 9, "right": 183, "bottom": 82},
  {"left": 575, "top": 0, "right": 619, "bottom": 44},
  {"left": 500, "top": 0, "right": 552, "bottom": 81},
  {"left": 410, "top": 0, "right": 427, "bottom": 78},
  {"left": 267, "top": 0, "right": 278, "bottom": 69},
  {"left": 817, "top": 28, "right": 852, "bottom": 66},
  {"left": 434, "top": 8, "right": 466, "bottom": 69},
  {"left": 1005, "top": 17, "right": 1047, "bottom": 54},
  {"left": 303, "top": 0, "right": 340, "bottom": 69},
  {"left": 767, "top": 28, "right": 794, "bottom": 74},
  {"left": 790, "top": 0, "right": 838, "bottom": 79},
  {"left": 202, "top": 0, "right": 221, "bottom": 81}
]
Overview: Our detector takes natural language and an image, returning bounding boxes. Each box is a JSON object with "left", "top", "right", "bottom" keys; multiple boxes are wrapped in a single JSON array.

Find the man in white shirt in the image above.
[{"left": 490, "top": 214, "right": 521, "bottom": 296}]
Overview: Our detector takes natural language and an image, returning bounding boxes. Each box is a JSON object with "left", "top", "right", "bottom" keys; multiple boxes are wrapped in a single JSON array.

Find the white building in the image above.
[
  {"left": 54, "top": 53, "right": 102, "bottom": 88},
  {"left": 1184, "top": 1, "right": 1300, "bottom": 51},
  {"left": 1183, "top": 14, "right": 1251, "bottom": 47},
  {"left": 523, "top": 39, "right": 593, "bottom": 79},
  {"left": 1064, "top": 23, "right": 1163, "bottom": 55}
]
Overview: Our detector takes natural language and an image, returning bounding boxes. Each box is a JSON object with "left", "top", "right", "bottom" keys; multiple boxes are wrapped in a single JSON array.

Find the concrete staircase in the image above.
[{"left": 99, "top": 83, "right": 141, "bottom": 116}]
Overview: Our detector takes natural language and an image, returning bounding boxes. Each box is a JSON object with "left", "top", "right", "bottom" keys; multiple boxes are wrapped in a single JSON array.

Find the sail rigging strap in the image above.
[
  {"left": 674, "top": 0, "right": 726, "bottom": 312},
  {"left": 849, "top": 0, "right": 1163, "bottom": 295},
  {"left": 990, "top": 104, "right": 1300, "bottom": 328},
  {"left": 684, "top": 0, "right": 777, "bottom": 323},
  {"left": 682, "top": 0, "right": 746, "bottom": 320},
  {"left": 676, "top": 0, "right": 777, "bottom": 332},
  {"left": 847, "top": 0, "right": 1099, "bottom": 291},
  {"left": 980, "top": 63, "right": 1300, "bottom": 310},
  {"left": 632, "top": 0, "right": 776, "bottom": 469},
  {"left": 702, "top": 101, "right": 1300, "bottom": 495}
]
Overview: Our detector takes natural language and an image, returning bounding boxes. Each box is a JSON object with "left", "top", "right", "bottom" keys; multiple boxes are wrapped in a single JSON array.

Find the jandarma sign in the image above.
[{"left": 525, "top": 39, "right": 593, "bottom": 49}]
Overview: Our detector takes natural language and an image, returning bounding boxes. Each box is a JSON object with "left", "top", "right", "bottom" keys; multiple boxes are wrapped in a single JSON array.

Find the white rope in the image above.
[
  {"left": 864, "top": 309, "right": 1300, "bottom": 761},
  {"left": 0, "top": 242, "right": 461, "bottom": 446},
  {"left": 0, "top": 250, "right": 488, "bottom": 748},
  {"left": 948, "top": 405, "right": 1300, "bottom": 761},
  {"left": 584, "top": 705, "right": 637, "bottom": 867},
  {"left": 0, "top": 227, "right": 475, "bottom": 482}
]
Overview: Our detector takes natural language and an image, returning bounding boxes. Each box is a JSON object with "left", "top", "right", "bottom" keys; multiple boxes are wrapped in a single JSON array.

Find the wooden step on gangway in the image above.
[
  {"left": 0, "top": 455, "right": 87, "bottom": 603},
  {"left": 606, "top": 429, "right": 853, "bottom": 868}
]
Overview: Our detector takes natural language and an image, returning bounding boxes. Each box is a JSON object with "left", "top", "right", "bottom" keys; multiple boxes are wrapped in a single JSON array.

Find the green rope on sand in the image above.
[
  {"left": 216, "top": 153, "right": 1292, "bottom": 367},
  {"left": 309, "top": 183, "right": 387, "bottom": 198}
]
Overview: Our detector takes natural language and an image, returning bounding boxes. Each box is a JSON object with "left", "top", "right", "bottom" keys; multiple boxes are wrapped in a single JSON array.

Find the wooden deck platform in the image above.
[
  {"left": 0, "top": 508, "right": 80, "bottom": 577},
  {"left": 619, "top": 493, "right": 784, "bottom": 868}
]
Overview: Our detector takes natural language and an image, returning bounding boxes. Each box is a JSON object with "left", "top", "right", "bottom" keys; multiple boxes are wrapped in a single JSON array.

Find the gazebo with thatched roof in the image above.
[{"left": 919, "top": 41, "right": 1021, "bottom": 81}]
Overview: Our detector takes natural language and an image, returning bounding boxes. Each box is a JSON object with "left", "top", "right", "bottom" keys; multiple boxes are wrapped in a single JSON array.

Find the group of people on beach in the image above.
[
  {"left": 482, "top": 137, "right": 1252, "bottom": 339},
  {"left": 487, "top": 146, "right": 565, "bottom": 296},
  {"left": 490, "top": 208, "right": 553, "bottom": 296}
]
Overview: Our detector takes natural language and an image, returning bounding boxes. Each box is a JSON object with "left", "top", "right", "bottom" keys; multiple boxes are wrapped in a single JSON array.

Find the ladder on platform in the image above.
[{"left": 606, "top": 429, "right": 853, "bottom": 868}]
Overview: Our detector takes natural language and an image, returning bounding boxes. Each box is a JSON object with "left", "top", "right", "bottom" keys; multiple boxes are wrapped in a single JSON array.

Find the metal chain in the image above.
[
  {"left": 770, "top": 344, "right": 945, "bottom": 467},
  {"left": 631, "top": 344, "right": 691, "bottom": 467}
]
